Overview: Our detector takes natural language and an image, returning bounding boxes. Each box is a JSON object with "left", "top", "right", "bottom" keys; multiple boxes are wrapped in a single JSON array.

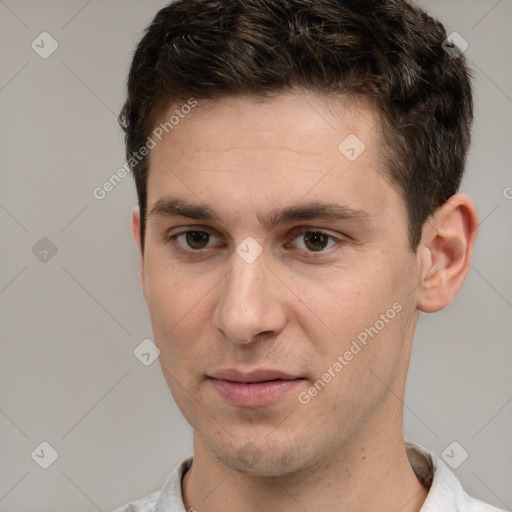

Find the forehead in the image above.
[
  {"left": 151, "top": 91, "right": 380, "bottom": 158},
  {"left": 145, "top": 92, "right": 402, "bottom": 225}
]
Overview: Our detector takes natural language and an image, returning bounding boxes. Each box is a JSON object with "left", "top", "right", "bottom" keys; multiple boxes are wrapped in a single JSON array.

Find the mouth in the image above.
[{"left": 208, "top": 368, "right": 306, "bottom": 407}]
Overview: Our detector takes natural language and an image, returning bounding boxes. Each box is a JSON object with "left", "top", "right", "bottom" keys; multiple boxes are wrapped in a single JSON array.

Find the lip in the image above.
[
  {"left": 208, "top": 368, "right": 305, "bottom": 407},
  {"left": 210, "top": 368, "right": 301, "bottom": 383}
]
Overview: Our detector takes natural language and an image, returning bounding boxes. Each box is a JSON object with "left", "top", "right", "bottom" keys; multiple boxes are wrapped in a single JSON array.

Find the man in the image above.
[{"left": 114, "top": 0, "right": 504, "bottom": 510}]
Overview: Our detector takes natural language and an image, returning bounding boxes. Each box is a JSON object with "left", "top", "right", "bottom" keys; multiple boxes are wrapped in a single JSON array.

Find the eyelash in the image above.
[{"left": 165, "top": 228, "right": 346, "bottom": 259}]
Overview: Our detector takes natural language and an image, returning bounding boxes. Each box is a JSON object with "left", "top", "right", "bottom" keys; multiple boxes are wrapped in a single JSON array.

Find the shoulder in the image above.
[
  {"left": 111, "top": 456, "right": 193, "bottom": 512},
  {"left": 405, "top": 439, "right": 507, "bottom": 512},
  {"left": 111, "top": 490, "right": 159, "bottom": 512}
]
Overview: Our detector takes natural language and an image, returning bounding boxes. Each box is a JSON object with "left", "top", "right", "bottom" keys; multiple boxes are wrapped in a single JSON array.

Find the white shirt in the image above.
[{"left": 113, "top": 440, "right": 506, "bottom": 511}]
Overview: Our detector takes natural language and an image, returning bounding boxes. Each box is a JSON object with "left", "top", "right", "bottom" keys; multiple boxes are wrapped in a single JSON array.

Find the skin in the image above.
[{"left": 131, "top": 91, "right": 478, "bottom": 512}]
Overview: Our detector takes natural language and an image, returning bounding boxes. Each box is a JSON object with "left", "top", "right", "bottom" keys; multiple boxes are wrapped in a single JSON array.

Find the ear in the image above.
[
  {"left": 416, "top": 194, "right": 479, "bottom": 313},
  {"left": 131, "top": 205, "right": 145, "bottom": 289}
]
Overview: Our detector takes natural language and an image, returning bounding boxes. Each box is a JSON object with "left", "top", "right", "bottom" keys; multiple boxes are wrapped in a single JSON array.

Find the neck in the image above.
[{"left": 182, "top": 401, "right": 428, "bottom": 512}]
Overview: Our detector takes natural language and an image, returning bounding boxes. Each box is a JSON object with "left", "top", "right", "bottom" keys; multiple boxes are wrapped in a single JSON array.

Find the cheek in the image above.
[
  {"left": 299, "top": 264, "right": 392, "bottom": 333},
  {"left": 143, "top": 254, "right": 188, "bottom": 318},
  {"left": 143, "top": 260, "right": 188, "bottom": 342},
  {"left": 296, "top": 257, "right": 411, "bottom": 379},
  {"left": 143, "top": 259, "right": 217, "bottom": 368}
]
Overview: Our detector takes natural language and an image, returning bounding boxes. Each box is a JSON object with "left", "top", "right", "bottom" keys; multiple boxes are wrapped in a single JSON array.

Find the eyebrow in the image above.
[{"left": 147, "top": 196, "right": 373, "bottom": 229}]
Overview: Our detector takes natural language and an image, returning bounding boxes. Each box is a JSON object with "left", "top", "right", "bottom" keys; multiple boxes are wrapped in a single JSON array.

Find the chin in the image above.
[
  {"left": 222, "top": 453, "right": 303, "bottom": 477},
  {"left": 207, "top": 434, "right": 320, "bottom": 478}
]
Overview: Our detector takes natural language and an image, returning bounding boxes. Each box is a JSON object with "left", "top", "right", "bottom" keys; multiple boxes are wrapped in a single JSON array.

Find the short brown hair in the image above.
[{"left": 119, "top": 0, "right": 473, "bottom": 252}]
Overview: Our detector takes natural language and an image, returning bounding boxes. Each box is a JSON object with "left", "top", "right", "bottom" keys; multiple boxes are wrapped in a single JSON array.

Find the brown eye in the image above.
[
  {"left": 287, "top": 229, "right": 343, "bottom": 257},
  {"left": 167, "top": 229, "right": 220, "bottom": 252},
  {"left": 184, "top": 231, "right": 210, "bottom": 249},
  {"left": 303, "top": 231, "right": 330, "bottom": 251}
]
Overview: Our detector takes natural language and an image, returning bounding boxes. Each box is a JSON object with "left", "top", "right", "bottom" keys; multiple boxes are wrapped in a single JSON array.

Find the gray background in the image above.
[{"left": 1, "top": 1, "right": 511, "bottom": 511}]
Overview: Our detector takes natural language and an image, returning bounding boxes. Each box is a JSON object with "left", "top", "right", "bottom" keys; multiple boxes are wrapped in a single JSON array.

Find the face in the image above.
[{"left": 135, "top": 92, "right": 423, "bottom": 476}]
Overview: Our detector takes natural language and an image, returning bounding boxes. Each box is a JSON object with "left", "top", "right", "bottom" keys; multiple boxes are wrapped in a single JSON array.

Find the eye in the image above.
[
  {"left": 165, "top": 227, "right": 345, "bottom": 258},
  {"left": 166, "top": 229, "right": 221, "bottom": 251},
  {"left": 288, "top": 229, "right": 342, "bottom": 254}
]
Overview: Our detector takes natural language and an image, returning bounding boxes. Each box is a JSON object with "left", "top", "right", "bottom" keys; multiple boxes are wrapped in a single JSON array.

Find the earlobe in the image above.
[
  {"left": 131, "top": 206, "right": 145, "bottom": 289},
  {"left": 416, "top": 194, "right": 479, "bottom": 313}
]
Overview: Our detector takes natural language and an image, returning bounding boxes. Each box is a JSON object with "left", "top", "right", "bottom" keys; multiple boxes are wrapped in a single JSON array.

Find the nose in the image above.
[{"left": 213, "top": 246, "right": 287, "bottom": 345}]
